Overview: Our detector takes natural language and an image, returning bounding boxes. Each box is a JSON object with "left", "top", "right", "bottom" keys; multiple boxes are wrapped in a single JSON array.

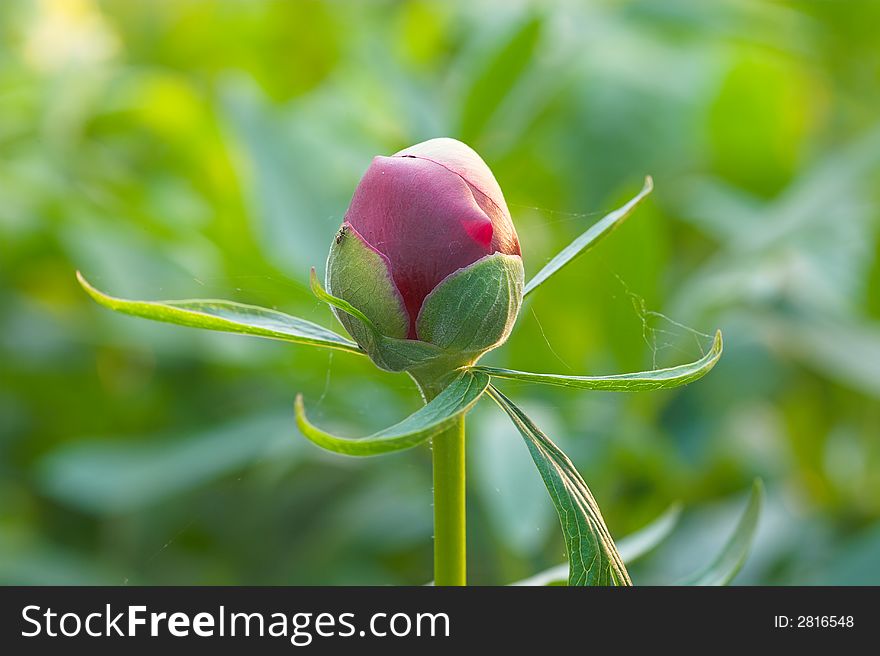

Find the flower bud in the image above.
[{"left": 326, "top": 138, "right": 523, "bottom": 376}]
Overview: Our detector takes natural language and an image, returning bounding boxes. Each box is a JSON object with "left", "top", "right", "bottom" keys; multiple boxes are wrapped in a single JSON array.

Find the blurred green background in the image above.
[{"left": 2, "top": 0, "right": 879, "bottom": 585}]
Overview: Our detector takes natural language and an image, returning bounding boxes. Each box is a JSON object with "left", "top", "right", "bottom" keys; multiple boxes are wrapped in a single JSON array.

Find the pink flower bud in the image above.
[
  {"left": 326, "top": 138, "right": 524, "bottom": 376},
  {"left": 344, "top": 138, "right": 521, "bottom": 338}
]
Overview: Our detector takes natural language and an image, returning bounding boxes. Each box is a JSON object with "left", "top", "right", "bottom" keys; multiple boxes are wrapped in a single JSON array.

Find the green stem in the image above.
[{"left": 432, "top": 416, "right": 466, "bottom": 586}]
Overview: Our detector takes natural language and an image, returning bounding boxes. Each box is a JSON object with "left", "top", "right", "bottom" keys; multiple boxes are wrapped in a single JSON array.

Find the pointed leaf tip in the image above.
[
  {"left": 75, "top": 271, "right": 362, "bottom": 354},
  {"left": 523, "top": 176, "right": 654, "bottom": 297}
]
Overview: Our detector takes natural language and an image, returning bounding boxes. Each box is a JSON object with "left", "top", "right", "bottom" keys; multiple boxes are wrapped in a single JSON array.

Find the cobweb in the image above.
[
  {"left": 524, "top": 259, "right": 712, "bottom": 374},
  {"left": 609, "top": 270, "right": 711, "bottom": 370}
]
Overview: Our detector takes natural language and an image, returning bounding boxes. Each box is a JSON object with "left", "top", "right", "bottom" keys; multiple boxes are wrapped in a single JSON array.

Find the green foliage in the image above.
[
  {"left": 2, "top": 0, "right": 878, "bottom": 586},
  {"left": 313, "top": 255, "right": 525, "bottom": 387},
  {"left": 78, "top": 218, "right": 717, "bottom": 585}
]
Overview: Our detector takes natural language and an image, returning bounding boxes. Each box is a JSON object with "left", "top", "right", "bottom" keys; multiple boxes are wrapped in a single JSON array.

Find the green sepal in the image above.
[
  {"left": 315, "top": 251, "right": 525, "bottom": 384},
  {"left": 326, "top": 223, "right": 409, "bottom": 345},
  {"left": 77, "top": 271, "right": 362, "bottom": 354},
  {"left": 416, "top": 253, "right": 524, "bottom": 355},
  {"left": 311, "top": 269, "right": 455, "bottom": 371},
  {"left": 295, "top": 370, "right": 490, "bottom": 456},
  {"left": 310, "top": 270, "right": 486, "bottom": 387}
]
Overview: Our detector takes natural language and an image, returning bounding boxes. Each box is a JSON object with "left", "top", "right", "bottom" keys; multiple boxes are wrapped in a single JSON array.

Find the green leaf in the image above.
[
  {"left": 523, "top": 176, "right": 654, "bottom": 298},
  {"left": 474, "top": 330, "right": 723, "bottom": 391},
  {"left": 512, "top": 503, "right": 682, "bottom": 586},
  {"left": 77, "top": 271, "right": 362, "bottom": 355},
  {"left": 326, "top": 223, "right": 409, "bottom": 343},
  {"left": 295, "top": 370, "right": 490, "bottom": 456},
  {"left": 486, "top": 385, "right": 631, "bottom": 586},
  {"left": 679, "top": 480, "right": 763, "bottom": 586},
  {"left": 417, "top": 253, "right": 524, "bottom": 354}
]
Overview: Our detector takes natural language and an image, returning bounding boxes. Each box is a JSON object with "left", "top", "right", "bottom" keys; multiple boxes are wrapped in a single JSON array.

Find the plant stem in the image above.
[{"left": 432, "top": 416, "right": 466, "bottom": 586}]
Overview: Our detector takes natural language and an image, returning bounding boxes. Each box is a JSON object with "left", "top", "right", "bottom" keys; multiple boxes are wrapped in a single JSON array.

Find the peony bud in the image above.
[{"left": 326, "top": 138, "right": 524, "bottom": 380}]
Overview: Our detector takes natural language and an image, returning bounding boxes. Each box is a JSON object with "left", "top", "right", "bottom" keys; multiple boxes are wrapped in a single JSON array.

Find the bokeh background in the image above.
[{"left": 2, "top": 0, "right": 879, "bottom": 585}]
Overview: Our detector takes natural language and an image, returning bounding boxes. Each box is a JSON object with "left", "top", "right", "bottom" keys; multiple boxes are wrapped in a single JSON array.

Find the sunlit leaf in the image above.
[
  {"left": 77, "top": 271, "right": 362, "bottom": 354},
  {"left": 486, "top": 385, "right": 631, "bottom": 586},
  {"left": 475, "top": 330, "right": 722, "bottom": 391},
  {"left": 523, "top": 176, "right": 653, "bottom": 297},
  {"left": 679, "top": 480, "right": 763, "bottom": 586},
  {"left": 512, "top": 503, "right": 682, "bottom": 585},
  {"left": 296, "top": 371, "right": 490, "bottom": 456}
]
